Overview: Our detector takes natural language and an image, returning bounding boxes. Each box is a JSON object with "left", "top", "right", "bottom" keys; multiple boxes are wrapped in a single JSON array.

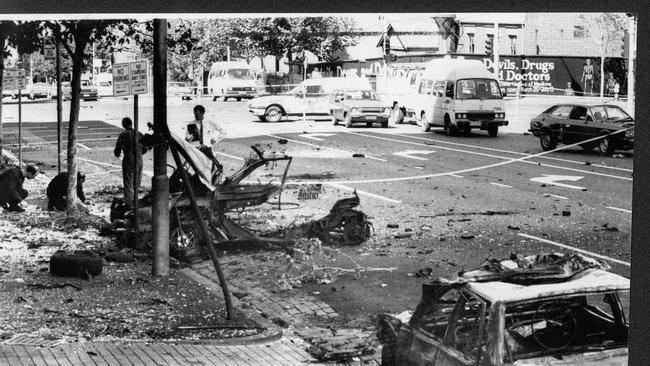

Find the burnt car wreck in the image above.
[
  {"left": 378, "top": 253, "right": 629, "bottom": 366},
  {"left": 109, "top": 133, "right": 373, "bottom": 262}
]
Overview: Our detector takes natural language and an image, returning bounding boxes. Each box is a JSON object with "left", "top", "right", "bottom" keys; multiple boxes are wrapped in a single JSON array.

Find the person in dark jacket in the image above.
[
  {"left": 0, "top": 164, "right": 39, "bottom": 212},
  {"left": 46, "top": 171, "right": 86, "bottom": 211},
  {"left": 114, "top": 117, "right": 146, "bottom": 208}
]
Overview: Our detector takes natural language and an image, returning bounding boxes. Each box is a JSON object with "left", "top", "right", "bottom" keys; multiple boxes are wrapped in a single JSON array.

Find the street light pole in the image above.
[
  {"left": 56, "top": 38, "right": 62, "bottom": 174},
  {"left": 152, "top": 19, "right": 170, "bottom": 276}
]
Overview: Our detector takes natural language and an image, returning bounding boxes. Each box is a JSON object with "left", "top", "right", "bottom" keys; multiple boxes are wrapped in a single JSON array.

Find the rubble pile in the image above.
[{"left": 296, "top": 327, "right": 381, "bottom": 364}]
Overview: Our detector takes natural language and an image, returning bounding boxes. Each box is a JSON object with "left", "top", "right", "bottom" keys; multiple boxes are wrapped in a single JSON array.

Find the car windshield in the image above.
[
  {"left": 502, "top": 290, "right": 629, "bottom": 363},
  {"left": 344, "top": 90, "right": 379, "bottom": 100},
  {"left": 590, "top": 105, "right": 633, "bottom": 122},
  {"left": 456, "top": 79, "right": 502, "bottom": 100},
  {"left": 227, "top": 69, "right": 254, "bottom": 80}
]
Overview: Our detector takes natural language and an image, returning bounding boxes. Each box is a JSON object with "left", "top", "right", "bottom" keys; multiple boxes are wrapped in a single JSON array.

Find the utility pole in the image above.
[
  {"left": 56, "top": 38, "right": 62, "bottom": 174},
  {"left": 627, "top": 15, "right": 635, "bottom": 116},
  {"left": 152, "top": 19, "right": 170, "bottom": 276}
]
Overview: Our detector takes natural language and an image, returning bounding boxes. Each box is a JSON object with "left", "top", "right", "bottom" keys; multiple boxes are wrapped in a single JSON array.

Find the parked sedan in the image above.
[
  {"left": 248, "top": 76, "right": 372, "bottom": 122},
  {"left": 27, "top": 82, "right": 55, "bottom": 100},
  {"left": 80, "top": 79, "right": 99, "bottom": 101},
  {"left": 168, "top": 81, "right": 193, "bottom": 100},
  {"left": 529, "top": 104, "right": 634, "bottom": 154},
  {"left": 378, "top": 253, "right": 629, "bottom": 366},
  {"left": 330, "top": 89, "right": 391, "bottom": 128}
]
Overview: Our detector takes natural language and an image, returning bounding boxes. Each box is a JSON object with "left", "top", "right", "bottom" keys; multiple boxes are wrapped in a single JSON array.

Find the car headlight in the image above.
[
  {"left": 383, "top": 108, "right": 391, "bottom": 114},
  {"left": 351, "top": 108, "right": 359, "bottom": 114},
  {"left": 455, "top": 113, "right": 467, "bottom": 119},
  {"left": 625, "top": 128, "right": 634, "bottom": 138}
]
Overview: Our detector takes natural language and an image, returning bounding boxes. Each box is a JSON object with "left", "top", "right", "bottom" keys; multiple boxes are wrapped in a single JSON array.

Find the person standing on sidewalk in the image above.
[
  {"left": 0, "top": 164, "right": 39, "bottom": 212},
  {"left": 114, "top": 117, "right": 145, "bottom": 208}
]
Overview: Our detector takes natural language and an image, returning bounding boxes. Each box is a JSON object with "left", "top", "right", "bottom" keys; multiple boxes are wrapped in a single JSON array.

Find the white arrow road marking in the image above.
[
  {"left": 392, "top": 150, "right": 435, "bottom": 161},
  {"left": 518, "top": 233, "right": 630, "bottom": 267},
  {"left": 530, "top": 174, "right": 585, "bottom": 190},
  {"left": 607, "top": 206, "right": 632, "bottom": 214},
  {"left": 298, "top": 133, "right": 336, "bottom": 141}
]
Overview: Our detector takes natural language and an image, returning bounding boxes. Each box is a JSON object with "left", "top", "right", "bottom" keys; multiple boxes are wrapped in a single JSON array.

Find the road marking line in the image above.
[
  {"left": 530, "top": 174, "right": 585, "bottom": 190},
  {"left": 298, "top": 133, "right": 335, "bottom": 141},
  {"left": 76, "top": 157, "right": 153, "bottom": 177},
  {"left": 546, "top": 194, "right": 569, "bottom": 200},
  {"left": 392, "top": 149, "right": 435, "bottom": 160},
  {"left": 87, "top": 169, "right": 122, "bottom": 176},
  {"left": 78, "top": 143, "right": 91, "bottom": 151},
  {"left": 448, "top": 173, "right": 463, "bottom": 178},
  {"left": 392, "top": 132, "right": 633, "bottom": 173},
  {"left": 607, "top": 206, "right": 632, "bottom": 214},
  {"left": 490, "top": 182, "right": 512, "bottom": 188},
  {"left": 346, "top": 132, "right": 632, "bottom": 181},
  {"left": 267, "top": 134, "right": 387, "bottom": 162},
  {"left": 213, "top": 151, "right": 244, "bottom": 161},
  {"left": 518, "top": 233, "right": 630, "bottom": 267},
  {"left": 325, "top": 182, "right": 402, "bottom": 204}
]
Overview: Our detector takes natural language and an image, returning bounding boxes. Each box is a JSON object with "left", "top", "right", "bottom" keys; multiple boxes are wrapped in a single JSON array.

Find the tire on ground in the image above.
[{"left": 49, "top": 250, "right": 103, "bottom": 279}]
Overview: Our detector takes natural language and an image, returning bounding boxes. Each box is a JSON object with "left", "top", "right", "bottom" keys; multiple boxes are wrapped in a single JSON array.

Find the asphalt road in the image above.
[{"left": 0, "top": 97, "right": 633, "bottom": 319}]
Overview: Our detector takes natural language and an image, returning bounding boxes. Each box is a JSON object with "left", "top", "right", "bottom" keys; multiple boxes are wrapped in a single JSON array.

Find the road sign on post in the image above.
[
  {"left": 113, "top": 63, "right": 131, "bottom": 96},
  {"left": 130, "top": 61, "right": 148, "bottom": 95},
  {"left": 44, "top": 42, "right": 55, "bottom": 61}
]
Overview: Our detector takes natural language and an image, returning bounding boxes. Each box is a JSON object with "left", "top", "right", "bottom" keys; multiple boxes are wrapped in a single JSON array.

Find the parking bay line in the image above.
[
  {"left": 607, "top": 206, "right": 632, "bottom": 214},
  {"left": 346, "top": 132, "right": 632, "bottom": 181},
  {"left": 545, "top": 194, "right": 569, "bottom": 200},
  {"left": 392, "top": 132, "right": 633, "bottom": 174},
  {"left": 266, "top": 134, "right": 388, "bottom": 162},
  {"left": 518, "top": 233, "right": 630, "bottom": 267},
  {"left": 325, "top": 182, "right": 402, "bottom": 204},
  {"left": 490, "top": 182, "right": 512, "bottom": 188}
]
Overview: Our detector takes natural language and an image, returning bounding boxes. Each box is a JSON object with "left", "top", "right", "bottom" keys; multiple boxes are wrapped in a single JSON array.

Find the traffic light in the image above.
[
  {"left": 485, "top": 36, "right": 493, "bottom": 56},
  {"left": 622, "top": 30, "right": 628, "bottom": 59},
  {"left": 384, "top": 36, "right": 391, "bottom": 55}
]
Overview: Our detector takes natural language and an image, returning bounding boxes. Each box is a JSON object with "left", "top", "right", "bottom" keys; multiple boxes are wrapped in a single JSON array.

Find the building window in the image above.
[
  {"left": 468, "top": 33, "right": 475, "bottom": 53},
  {"left": 509, "top": 35, "right": 517, "bottom": 54},
  {"left": 574, "top": 25, "right": 587, "bottom": 38}
]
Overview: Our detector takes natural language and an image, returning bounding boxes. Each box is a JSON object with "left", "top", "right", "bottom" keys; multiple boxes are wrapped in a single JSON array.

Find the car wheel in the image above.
[
  {"left": 170, "top": 224, "right": 203, "bottom": 262},
  {"left": 598, "top": 134, "right": 615, "bottom": 154},
  {"left": 49, "top": 250, "right": 103, "bottom": 279},
  {"left": 258, "top": 116, "right": 267, "bottom": 122},
  {"left": 236, "top": 97, "right": 242, "bottom": 101},
  {"left": 264, "top": 105, "right": 283, "bottom": 123},
  {"left": 366, "top": 122, "right": 373, "bottom": 127},
  {"left": 332, "top": 113, "right": 338, "bottom": 125},
  {"left": 539, "top": 131, "right": 558, "bottom": 151},
  {"left": 382, "top": 121, "right": 388, "bottom": 128},
  {"left": 487, "top": 125, "right": 498, "bottom": 137},
  {"left": 345, "top": 113, "right": 353, "bottom": 128},
  {"left": 444, "top": 118, "right": 457, "bottom": 136},
  {"left": 420, "top": 112, "right": 431, "bottom": 132}
]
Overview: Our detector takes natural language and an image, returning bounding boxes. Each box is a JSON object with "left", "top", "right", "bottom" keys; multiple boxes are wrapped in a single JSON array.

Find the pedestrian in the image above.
[
  {"left": 581, "top": 58, "right": 595, "bottom": 96},
  {"left": 46, "top": 171, "right": 86, "bottom": 211},
  {"left": 614, "top": 80, "right": 620, "bottom": 101},
  {"left": 0, "top": 164, "right": 39, "bottom": 213},
  {"left": 185, "top": 105, "right": 224, "bottom": 180},
  {"left": 114, "top": 117, "right": 146, "bottom": 208}
]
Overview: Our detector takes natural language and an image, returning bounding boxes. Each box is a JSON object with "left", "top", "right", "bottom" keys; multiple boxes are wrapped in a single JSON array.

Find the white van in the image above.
[
  {"left": 207, "top": 61, "right": 258, "bottom": 101},
  {"left": 404, "top": 58, "right": 508, "bottom": 136}
]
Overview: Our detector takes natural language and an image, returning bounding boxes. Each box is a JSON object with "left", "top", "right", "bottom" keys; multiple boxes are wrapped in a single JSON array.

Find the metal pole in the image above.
[
  {"left": 18, "top": 88, "right": 21, "bottom": 166},
  {"left": 56, "top": 39, "right": 62, "bottom": 174},
  {"left": 133, "top": 93, "right": 139, "bottom": 249},
  {"left": 627, "top": 15, "right": 636, "bottom": 116},
  {"left": 169, "top": 144, "right": 233, "bottom": 319},
  {"left": 152, "top": 19, "right": 170, "bottom": 276}
]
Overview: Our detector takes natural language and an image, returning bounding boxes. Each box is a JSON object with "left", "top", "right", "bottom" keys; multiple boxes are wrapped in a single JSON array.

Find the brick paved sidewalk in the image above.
[{"left": 0, "top": 338, "right": 321, "bottom": 365}]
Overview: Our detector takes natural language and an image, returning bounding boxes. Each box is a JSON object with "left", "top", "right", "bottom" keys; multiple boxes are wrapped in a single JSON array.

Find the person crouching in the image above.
[{"left": 47, "top": 171, "right": 86, "bottom": 211}]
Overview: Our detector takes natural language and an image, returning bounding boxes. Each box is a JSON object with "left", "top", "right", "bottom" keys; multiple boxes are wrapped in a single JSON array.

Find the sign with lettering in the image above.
[
  {"left": 2, "top": 69, "right": 27, "bottom": 91},
  {"left": 44, "top": 43, "right": 56, "bottom": 61},
  {"left": 129, "top": 61, "right": 148, "bottom": 95},
  {"left": 112, "top": 63, "right": 131, "bottom": 96}
]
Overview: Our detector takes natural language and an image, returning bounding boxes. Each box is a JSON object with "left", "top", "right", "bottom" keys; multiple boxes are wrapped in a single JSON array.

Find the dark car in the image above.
[
  {"left": 377, "top": 253, "right": 629, "bottom": 366},
  {"left": 330, "top": 89, "right": 392, "bottom": 128},
  {"left": 529, "top": 104, "right": 634, "bottom": 154}
]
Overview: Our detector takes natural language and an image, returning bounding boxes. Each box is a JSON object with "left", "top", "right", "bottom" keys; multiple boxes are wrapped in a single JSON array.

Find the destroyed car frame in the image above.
[{"left": 378, "top": 253, "right": 629, "bottom": 366}]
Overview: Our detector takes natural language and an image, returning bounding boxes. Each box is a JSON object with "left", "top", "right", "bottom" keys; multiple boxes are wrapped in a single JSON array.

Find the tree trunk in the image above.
[
  {"left": 0, "top": 40, "right": 5, "bottom": 168},
  {"left": 65, "top": 37, "right": 88, "bottom": 214},
  {"left": 288, "top": 52, "right": 293, "bottom": 84}
]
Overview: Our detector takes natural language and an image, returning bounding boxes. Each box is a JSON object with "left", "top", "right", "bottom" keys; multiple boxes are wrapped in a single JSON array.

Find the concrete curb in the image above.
[{"left": 179, "top": 267, "right": 284, "bottom": 346}]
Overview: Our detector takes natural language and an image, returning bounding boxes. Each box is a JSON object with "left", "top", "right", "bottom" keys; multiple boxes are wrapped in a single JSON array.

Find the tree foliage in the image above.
[{"left": 580, "top": 13, "right": 627, "bottom": 57}]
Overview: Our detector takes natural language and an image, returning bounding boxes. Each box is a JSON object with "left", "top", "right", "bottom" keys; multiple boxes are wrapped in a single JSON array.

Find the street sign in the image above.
[
  {"left": 15, "top": 69, "right": 26, "bottom": 89},
  {"left": 44, "top": 43, "right": 56, "bottom": 61},
  {"left": 130, "top": 61, "right": 148, "bottom": 95},
  {"left": 2, "top": 69, "right": 27, "bottom": 90},
  {"left": 112, "top": 63, "right": 131, "bottom": 96}
]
